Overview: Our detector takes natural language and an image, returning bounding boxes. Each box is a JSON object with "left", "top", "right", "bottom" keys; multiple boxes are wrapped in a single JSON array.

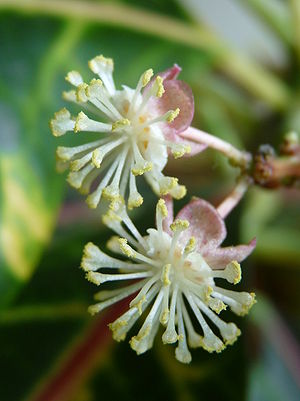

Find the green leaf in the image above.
[{"left": 0, "top": 18, "right": 87, "bottom": 306}]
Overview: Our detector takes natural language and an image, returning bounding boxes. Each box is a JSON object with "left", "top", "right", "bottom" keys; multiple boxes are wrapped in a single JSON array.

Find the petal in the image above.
[
  {"left": 158, "top": 64, "right": 182, "bottom": 81},
  {"left": 175, "top": 197, "right": 226, "bottom": 252},
  {"left": 162, "top": 195, "right": 174, "bottom": 235},
  {"left": 203, "top": 238, "right": 256, "bottom": 270},
  {"left": 149, "top": 80, "right": 194, "bottom": 137}
]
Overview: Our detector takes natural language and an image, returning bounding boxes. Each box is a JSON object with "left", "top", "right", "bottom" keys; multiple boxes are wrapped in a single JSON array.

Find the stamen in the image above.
[
  {"left": 156, "top": 198, "right": 168, "bottom": 233},
  {"left": 130, "top": 288, "right": 164, "bottom": 355},
  {"left": 162, "top": 285, "right": 179, "bottom": 344},
  {"left": 81, "top": 241, "right": 139, "bottom": 272},
  {"left": 175, "top": 293, "right": 192, "bottom": 363},
  {"left": 186, "top": 293, "right": 224, "bottom": 353},
  {"left": 88, "top": 280, "right": 146, "bottom": 315},
  {"left": 88, "top": 55, "right": 115, "bottom": 96},
  {"left": 112, "top": 118, "right": 131, "bottom": 132},
  {"left": 193, "top": 296, "right": 241, "bottom": 345},
  {"left": 181, "top": 296, "right": 203, "bottom": 348},
  {"left": 130, "top": 273, "right": 161, "bottom": 313},
  {"left": 67, "top": 163, "right": 94, "bottom": 189},
  {"left": 131, "top": 141, "right": 153, "bottom": 176},
  {"left": 128, "top": 172, "right": 143, "bottom": 210},
  {"left": 86, "top": 270, "right": 153, "bottom": 286},
  {"left": 76, "top": 83, "right": 88, "bottom": 103},
  {"left": 92, "top": 137, "right": 125, "bottom": 168},
  {"left": 102, "top": 147, "right": 129, "bottom": 200},
  {"left": 65, "top": 70, "right": 83, "bottom": 87},
  {"left": 50, "top": 108, "right": 75, "bottom": 137},
  {"left": 86, "top": 154, "right": 120, "bottom": 208},
  {"left": 184, "top": 237, "right": 196, "bottom": 254},
  {"left": 110, "top": 283, "right": 159, "bottom": 342},
  {"left": 74, "top": 111, "right": 112, "bottom": 133}
]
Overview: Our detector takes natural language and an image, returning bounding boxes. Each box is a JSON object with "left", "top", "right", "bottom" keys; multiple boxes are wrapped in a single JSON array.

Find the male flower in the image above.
[
  {"left": 51, "top": 56, "right": 204, "bottom": 210},
  {"left": 81, "top": 197, "right": 256, "bottom": 363}
]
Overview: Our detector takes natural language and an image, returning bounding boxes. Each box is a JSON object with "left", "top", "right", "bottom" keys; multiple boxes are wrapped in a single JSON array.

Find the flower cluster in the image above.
[
  {"left": 51, "top": 56, "right": 205, "bottom": 210},
  {"left": 51, "top": 55, "right": 256, "bottom": 364},
  {"left": 81, "top": 197, "right": 256, "bottom": 363}
]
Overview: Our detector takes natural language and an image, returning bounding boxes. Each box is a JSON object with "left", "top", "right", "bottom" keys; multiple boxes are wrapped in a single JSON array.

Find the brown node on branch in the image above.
[{"left": 253, "top": 137, "right": 300, "bottom": 189}]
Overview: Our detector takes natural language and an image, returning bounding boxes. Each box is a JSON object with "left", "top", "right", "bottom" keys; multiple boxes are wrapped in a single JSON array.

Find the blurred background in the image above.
[{"left": 0, "top": 0, "right": 300, "bottom": 400}]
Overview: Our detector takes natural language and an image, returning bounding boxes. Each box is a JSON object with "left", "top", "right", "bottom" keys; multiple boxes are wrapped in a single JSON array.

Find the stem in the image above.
[
  {"left": 25, "top": 301, "right": 128, "bottom": 401},
  {"left": 0, "top": 302, "right": 87, "bottom": 324},
  {"left": 217, "top": 176, "right": 251, "bottom": 219},
  {"left": 0, "top": 0, "right": 290, "bottom": 109},
  {"left": 181, "top": 127, "right": 252, "bottom": 169},
  {"left": 290, "top": 0, "right": 300, "bottom": 63}
]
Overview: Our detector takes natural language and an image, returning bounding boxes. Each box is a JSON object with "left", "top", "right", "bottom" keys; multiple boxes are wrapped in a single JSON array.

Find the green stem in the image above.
[
  {"left": 290, "top": 0, "right": 300, "bottom": 63},
  {"left": 0, "top": 0, "right": 290, "bottom": 109},
  {"left": 0, "top": 302, "right": 87, "bottom": 323}
]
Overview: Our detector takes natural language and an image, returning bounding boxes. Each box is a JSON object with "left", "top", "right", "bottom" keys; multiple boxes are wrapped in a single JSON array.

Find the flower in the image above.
[
  {"left": 81, "top": 196, "right": 256, "bottom": 363},
  {"left": 51, "top": 55, "right": 205, "bottom": 210}
]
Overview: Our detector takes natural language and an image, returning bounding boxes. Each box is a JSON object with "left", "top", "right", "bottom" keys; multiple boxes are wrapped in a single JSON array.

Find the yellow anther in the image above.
[
  {"left": 102, "top": 210, "right": 122, "bottom": 225},
  {"left": 131, "top": 161, "right": 153, "bottom": 176},
  {"left": 184, "top": 237, "right": 196, "bottom": 253},
  {"left": 65, "top": 70, "right": 82, "bottom": 86},
  {"left": 172, "top": 144, "right": 191, "bottom": 159},
  {"left": 128, "top": 194, "right": 144, "bottom": 210},
  {"left": 142, "top": 68, "right": 153, "bottom": 87},
  {"left": 74, "top": 111, "right": 88, "bottom": 133},
  {"left": 92, "top": 148, "right": 102, "bottom": 168},
  {"left": 118, "top": 238, "right": 136, "bottom": 258},
  {"left": 88, "top": 55, "right": 114, "bottom": 73},
  {"left": 204, "top": 285, "right": 213, "bottom": 302},
  {"left": 156, "top": 199, "right": 168, "bottom": 218},
  {"left": 170, "top": 184, "right": 186, "bottom": 200},
  {"left": 76, "top": 83, "right": 88, "bottom": 102},
  {"left": 167, "top": 108, "right": 180, "bottom": 123},
  {"left": 111, "top": 118, "right": 130, "bottom": 132},
  {"left": 225, "top": 260, "right": 242, "bottom": 284},
  {"left": 131, "top": 296, "right": 146, "bottom": 315},
  {"left": 85, "top": 78, "right": 103, "bottom": 98},
  {"left": 161, "top": 264, "right": 171, "bottom": 286},
  {"left": 208, "top": 298, "right": 227, "bottom": 314},
  {"left": 62, "top": 90, "right": 76, "bottom": 102},
  {"left": 159, "top": 177, "right": 178, "bottom": 195},
  {"left": 50, "top": 108, "right": 71, "bottom": 137},
  {"left": 170, "top": 219, "right": 189, "bottom": 232},
  {"left": 85, "top": 271, "right": 99, "bottom": 285},
  {"left": 155, "top": 76, "right": 165, "bottom": 97},
  {"left": 88, "top": 304, "right": 101, "bottom": 316}
]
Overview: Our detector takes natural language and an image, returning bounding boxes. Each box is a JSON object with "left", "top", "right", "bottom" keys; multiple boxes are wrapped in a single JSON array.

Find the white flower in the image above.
[
  {"left": 50, "top": 56, "right": 202, "bottom": 210},
  {"left": 81, "top": 197, "right": 256, "bottom": 363}
]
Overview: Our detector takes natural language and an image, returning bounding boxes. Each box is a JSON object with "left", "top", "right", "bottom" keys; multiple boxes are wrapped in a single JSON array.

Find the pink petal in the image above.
[
  {"left": 158, "top": 64, "right": 182, "bottom": 81},
  {"left": 144, "top": 64, "right": 194, "bottom": 137},
  {"left": 175, "top": 197, "right": 226, "bottom": 252},
  {"left": 155, "top": 80, "right": 194, "bottom": 136},
  {"left": 203, "top": 238, "right": 256, "bottom": 270},
  {"left": 162, "top": 195, "right": 174, "bottom": 235}
]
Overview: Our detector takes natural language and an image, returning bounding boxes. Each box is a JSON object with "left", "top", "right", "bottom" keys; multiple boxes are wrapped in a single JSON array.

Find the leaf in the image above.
[
  {"left": 0, "top": 18, "right": 87, "bottom": 307},
  {"left": 240, "top": 187, "right": 300, "bottom": 265},
  {"left": 247, "top": 295, "right": 300, "bottom": 401}
]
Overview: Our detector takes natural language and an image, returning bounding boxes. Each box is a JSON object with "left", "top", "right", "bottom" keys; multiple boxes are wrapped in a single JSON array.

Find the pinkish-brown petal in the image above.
[
  {"left": 175, "top": 197, "right": 226, "bottom": 252},
  {"left": 144, "top": 64, "right": 194, "bottom": 137},
  {"left": 203, "top": 238, "right": 256, "bottom": 270},
  {"left": 162, "top": 195, "right": 174, "bottom": 235},
  {"left": 158, "top": 64, "right": 182, "bottom": 81}
]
